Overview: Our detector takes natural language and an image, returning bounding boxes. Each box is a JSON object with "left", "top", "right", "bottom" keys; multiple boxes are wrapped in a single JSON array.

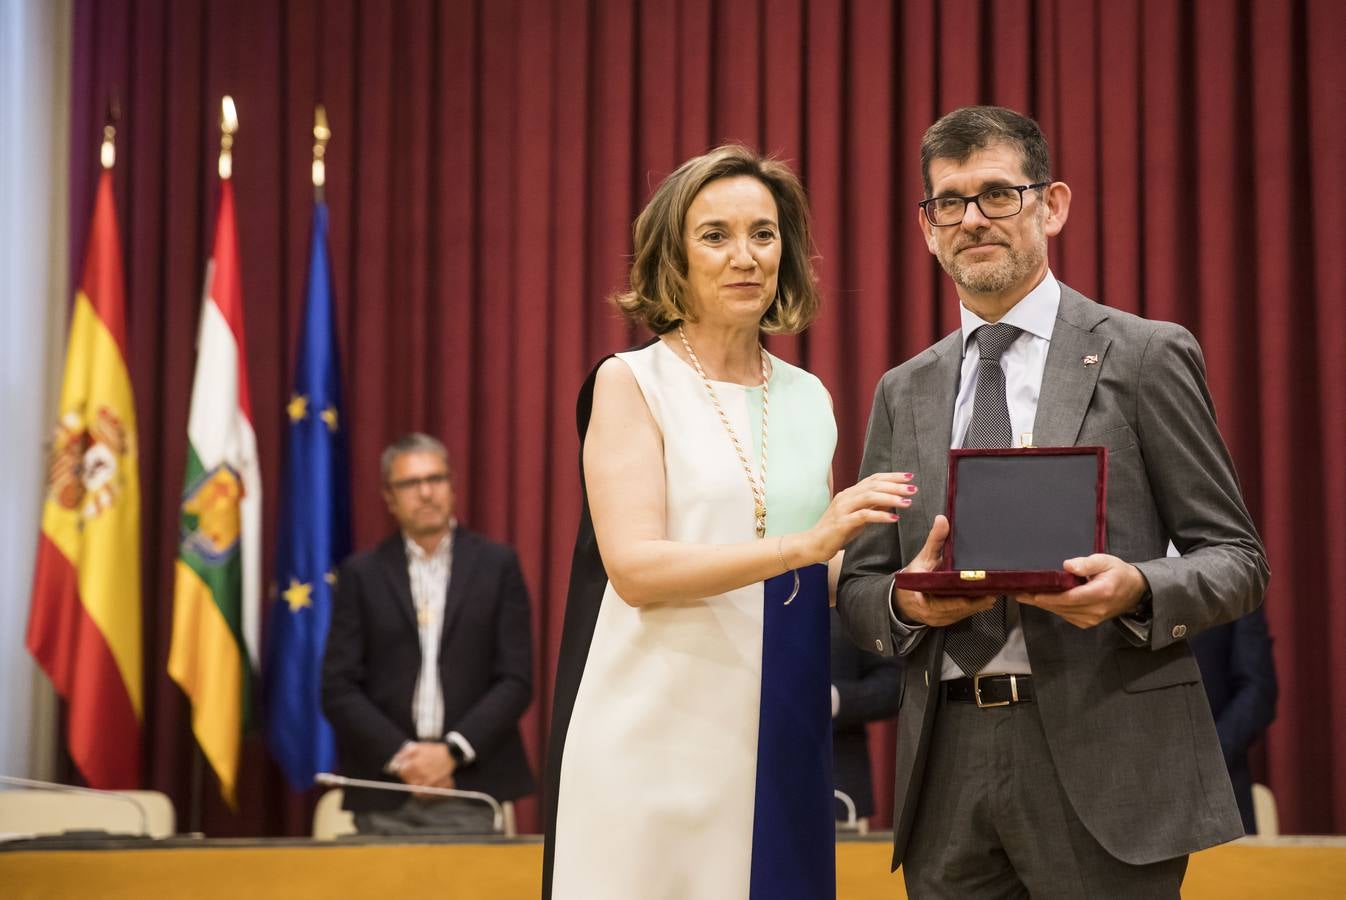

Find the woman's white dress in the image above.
[{"left": 546, "top": 340, "right": 838, "bottom": 900}]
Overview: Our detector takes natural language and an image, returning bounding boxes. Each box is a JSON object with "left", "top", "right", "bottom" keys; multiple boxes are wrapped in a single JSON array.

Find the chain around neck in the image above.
[{"left": 677, "top": 325, "right": 770, "bottom": 539}]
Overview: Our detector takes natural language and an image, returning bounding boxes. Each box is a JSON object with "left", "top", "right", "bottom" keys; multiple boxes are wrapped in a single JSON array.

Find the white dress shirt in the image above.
[
  {"left": 407, "top": 532, "right": 453, "bottom": 738},
  {"left": 398, "top": 526, "right": 476, "bottom": 764}
]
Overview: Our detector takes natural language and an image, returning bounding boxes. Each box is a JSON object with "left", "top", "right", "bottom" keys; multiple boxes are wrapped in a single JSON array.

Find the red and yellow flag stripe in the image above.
[{"left": 27, "top": 171, "right": 142, "bottom": 789}]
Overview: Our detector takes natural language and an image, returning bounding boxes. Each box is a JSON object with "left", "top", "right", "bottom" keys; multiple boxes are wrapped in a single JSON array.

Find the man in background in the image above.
[
  {"left": 1192, "top": 606, "right": 1279, "bottom": 834},
  {"left": 322, "top": 433, "right": 535, "bottom": 834},
  {"left": 830, "top": 607, "right": 898, "bottom": 831}
]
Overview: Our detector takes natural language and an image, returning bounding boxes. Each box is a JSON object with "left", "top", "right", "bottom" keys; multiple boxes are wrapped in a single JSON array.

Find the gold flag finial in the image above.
[
  {"left": 100, "top": 123, "right": 116, "bottom": 170},
  {"left": 312, "top": 104, "right": 330, "bottom": 195},
  {"left": 100, "top": 94, "right": 120, "bottom": 169},
  {"left": 219, "top": 95, "right": 238, "bottom": 180}
]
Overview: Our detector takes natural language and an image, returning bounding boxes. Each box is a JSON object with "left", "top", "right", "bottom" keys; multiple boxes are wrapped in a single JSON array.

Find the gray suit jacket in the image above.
[{"left": 837, "top": 284, "right": 1269, "bottom": 870}]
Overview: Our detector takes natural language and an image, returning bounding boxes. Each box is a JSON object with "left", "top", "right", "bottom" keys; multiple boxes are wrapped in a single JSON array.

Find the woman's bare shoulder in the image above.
[{"left": 594, "top": 354, "right": 636, "bottom": 386}]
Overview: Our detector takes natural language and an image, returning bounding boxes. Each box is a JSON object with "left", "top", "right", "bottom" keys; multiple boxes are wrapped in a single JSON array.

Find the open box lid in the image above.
[{"left": 893, "top": 446, "right": 1107, "bottom": 596}]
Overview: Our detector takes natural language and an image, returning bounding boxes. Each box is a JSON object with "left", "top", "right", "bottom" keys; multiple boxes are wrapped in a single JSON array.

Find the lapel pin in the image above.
[{"left": 1082, "top": 354, "right": 1099, "bottom": 367}]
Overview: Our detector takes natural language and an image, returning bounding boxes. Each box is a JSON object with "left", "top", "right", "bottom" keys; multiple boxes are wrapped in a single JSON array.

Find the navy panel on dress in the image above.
[{"left": 749, "top": 563, "right": 836, "bottom": 900}]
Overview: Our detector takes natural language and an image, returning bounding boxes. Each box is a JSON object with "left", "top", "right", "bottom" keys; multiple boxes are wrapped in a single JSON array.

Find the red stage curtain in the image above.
[{"left": 66, "top": 0, "right": 1346, "bottom": 836}]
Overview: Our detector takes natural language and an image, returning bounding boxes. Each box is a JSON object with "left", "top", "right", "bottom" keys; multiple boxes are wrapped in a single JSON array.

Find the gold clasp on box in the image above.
[{"left": 959, "top": 570, "right": 987, "bottom": 581}]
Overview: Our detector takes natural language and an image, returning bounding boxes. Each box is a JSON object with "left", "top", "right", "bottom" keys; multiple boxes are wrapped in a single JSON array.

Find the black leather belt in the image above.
[{"left": 943, "top": 674, "right": 1034, "bottom": 707}]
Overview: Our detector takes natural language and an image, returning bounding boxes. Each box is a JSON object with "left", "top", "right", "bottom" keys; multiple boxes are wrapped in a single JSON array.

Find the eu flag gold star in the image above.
[
  {"left": 287, "top": 393, "right": 309, "bottom": 422},
  {"left": 321, "top": 406, "right": 339, "bottom": 432},
  {"left": 283, "top": 578, "right": 313, "bottom": 612},
  {"left": 324, "top": 570, "right": 338, "bottom": 587}
]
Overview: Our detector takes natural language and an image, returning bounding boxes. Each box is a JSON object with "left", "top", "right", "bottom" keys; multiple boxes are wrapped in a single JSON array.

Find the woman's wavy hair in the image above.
[{"left": 612, "top": 144, "right": 821, "bottom": 335}]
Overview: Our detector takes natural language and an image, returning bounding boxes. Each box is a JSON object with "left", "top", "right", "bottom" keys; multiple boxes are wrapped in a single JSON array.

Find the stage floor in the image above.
[{"left": 3, "top": 834, "right": 1344, "bottom": 898}]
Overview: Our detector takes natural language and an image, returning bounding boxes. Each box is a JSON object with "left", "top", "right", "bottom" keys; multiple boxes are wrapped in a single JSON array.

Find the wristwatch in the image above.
[{"left": 446, "top": 740, "right": 466, "bottom": 765}]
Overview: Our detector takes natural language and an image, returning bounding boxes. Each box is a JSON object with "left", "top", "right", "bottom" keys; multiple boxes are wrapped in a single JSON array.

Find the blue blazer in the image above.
[
  {"left": 1191, "top": 607, "right": 1278, "bottom": 834},
  {"left": 830, "top": 608, "right": 899, "bottom": 819}
]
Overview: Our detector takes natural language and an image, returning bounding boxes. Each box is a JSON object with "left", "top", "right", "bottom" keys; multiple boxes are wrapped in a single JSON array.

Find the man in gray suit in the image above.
[{"left": 838, "top": 106, "right": 1268, "bottom": 897}]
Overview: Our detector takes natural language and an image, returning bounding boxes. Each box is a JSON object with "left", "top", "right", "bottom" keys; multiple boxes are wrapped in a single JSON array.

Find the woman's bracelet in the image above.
[{"left": 778, "top": 534, "right": 802, "bottom": 605}]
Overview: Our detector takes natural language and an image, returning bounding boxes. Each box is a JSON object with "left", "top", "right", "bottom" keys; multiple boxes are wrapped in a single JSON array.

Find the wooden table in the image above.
[{"left": 3, "top": 834, "right": 1344, "bottom": 898}]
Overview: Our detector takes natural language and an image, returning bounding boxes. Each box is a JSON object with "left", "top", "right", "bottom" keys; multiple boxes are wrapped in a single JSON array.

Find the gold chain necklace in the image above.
[{"left": 677, "top": 325, "right": 770, "bottom": 539}]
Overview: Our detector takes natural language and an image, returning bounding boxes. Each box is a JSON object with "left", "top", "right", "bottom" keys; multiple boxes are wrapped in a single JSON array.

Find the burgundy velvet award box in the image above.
[{"left": 892, "top": 446, "right": 1108, "bottom": 596}]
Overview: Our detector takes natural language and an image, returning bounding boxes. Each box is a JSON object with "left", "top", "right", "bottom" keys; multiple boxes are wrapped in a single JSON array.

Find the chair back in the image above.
[
  {"left": 0, "top": 789, "right": 174, "bottom": 838},
  {"left": 1252, "top": 782, "right": 1279, "bottom": 837},
  {"left": 310, "top": 788, "right": 517, "bottom": 838},
  {"left": 312, "top": 788, "right": 357, "bottom": 839}
]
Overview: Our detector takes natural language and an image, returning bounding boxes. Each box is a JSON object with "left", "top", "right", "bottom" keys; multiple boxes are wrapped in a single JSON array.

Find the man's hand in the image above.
[
  {"left": 1016, "top": 553, "right": 1149, "bottom": 628},
  {"left": 393, "top": 741, "right": 456, "bottom": 794},
  {"left": 892, "top": 515, "right": 998, "bottom": 627}
]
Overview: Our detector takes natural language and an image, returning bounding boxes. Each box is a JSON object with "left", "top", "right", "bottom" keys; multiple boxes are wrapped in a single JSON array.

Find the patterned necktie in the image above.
[{"left": 944, "top": 323, "right": 1022, "bottom": 677}]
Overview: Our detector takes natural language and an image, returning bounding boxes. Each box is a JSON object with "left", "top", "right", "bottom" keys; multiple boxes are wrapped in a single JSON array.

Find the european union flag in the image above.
[{"left": 264, "top": 200, "right": 350, "bottom": 790}]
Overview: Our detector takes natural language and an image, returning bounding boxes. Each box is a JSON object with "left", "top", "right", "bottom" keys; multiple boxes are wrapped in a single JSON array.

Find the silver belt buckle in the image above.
[{"left": 973, "top": 673, "right": 1017, "bottom": 708}]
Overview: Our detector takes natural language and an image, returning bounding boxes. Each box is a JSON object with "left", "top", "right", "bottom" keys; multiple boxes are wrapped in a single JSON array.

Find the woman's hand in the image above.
[{"left": 796, "top": 472, "right": 915, "bottom": 564}]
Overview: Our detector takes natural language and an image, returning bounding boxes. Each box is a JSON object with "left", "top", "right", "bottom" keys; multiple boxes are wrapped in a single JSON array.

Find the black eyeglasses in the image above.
[
  {"left": 387, "top": 472, "right": 450, "bottom": 493},
  {"left": 918, "top": 182, "right": 1050, "bottom": 227}
]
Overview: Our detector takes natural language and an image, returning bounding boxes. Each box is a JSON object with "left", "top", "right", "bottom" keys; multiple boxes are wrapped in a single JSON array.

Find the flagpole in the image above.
[
  {"left": 181, "top": 93, "right": 242, "bottom": 831},
  {"left": 212, "top": 91, "right": 235, "bottom": 824},
  {"left": 189, "top": 750, "right": 204, "bottom": 833},
  {"left": 312, "top": 103, "right": 330, "bottom": 202},
  {"left": 185, "top": 95, "right": 239, "bottom": 832},
  {"left": 44, "top": 93, "right": 121, "bottom": 789}
]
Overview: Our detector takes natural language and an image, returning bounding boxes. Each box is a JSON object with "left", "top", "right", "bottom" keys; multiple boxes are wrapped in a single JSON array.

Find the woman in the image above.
[{"left": 543, "top": 145, "right": 914, "bottom": 900}]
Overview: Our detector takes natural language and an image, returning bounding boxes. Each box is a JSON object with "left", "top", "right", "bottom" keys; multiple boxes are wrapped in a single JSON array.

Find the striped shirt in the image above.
[{"left": 406, "top": 531, "right": 453, "bottom": 740}]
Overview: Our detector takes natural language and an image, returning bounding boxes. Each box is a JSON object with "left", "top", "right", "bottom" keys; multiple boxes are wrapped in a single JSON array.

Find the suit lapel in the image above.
[
  {"left": 375, "top": 536, "right": 418, "bottom": 632},
  {"left": 440, "top": 527, "right": 474, "bottom": 648},
  {"left": 910, "top": 333, "right": 962, "bottom": 528},
  {"left": 1032, "top": 286, "right": 1111, "bottom": 447}
]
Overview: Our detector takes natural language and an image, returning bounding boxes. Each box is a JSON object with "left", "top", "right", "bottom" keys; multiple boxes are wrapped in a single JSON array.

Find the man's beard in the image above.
[
  {"left": 410, "top": 505, "right": 450, "bottom": 534},
  {"left": 939, "top": 228, "right": 1046, "bottom": 296}
]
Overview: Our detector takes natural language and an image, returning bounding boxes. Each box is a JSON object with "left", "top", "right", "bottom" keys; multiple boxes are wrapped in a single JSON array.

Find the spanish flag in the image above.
[
  {"left": 27, "top": 168, "right": 143, "bottom": 789},
  {"left": 167, "top": 171, "right": 263, "bottom": 806}
]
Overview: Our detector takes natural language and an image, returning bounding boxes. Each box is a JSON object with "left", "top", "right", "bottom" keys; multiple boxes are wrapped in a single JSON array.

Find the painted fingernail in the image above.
[
  {"left": 890, "top": 514, "right": 901, "bottom": 521},
  {"left": 906, "top": 485, "right": 918, "bottom": 493}
]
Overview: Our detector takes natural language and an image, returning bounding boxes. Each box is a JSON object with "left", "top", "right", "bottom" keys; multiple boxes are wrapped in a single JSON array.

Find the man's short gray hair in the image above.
[
  {"left": 920, "top": 105, "right": 1052, "bottom": 197},
  {"left": 380, "top": 433, "right": 450, "bottom": 483}
]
